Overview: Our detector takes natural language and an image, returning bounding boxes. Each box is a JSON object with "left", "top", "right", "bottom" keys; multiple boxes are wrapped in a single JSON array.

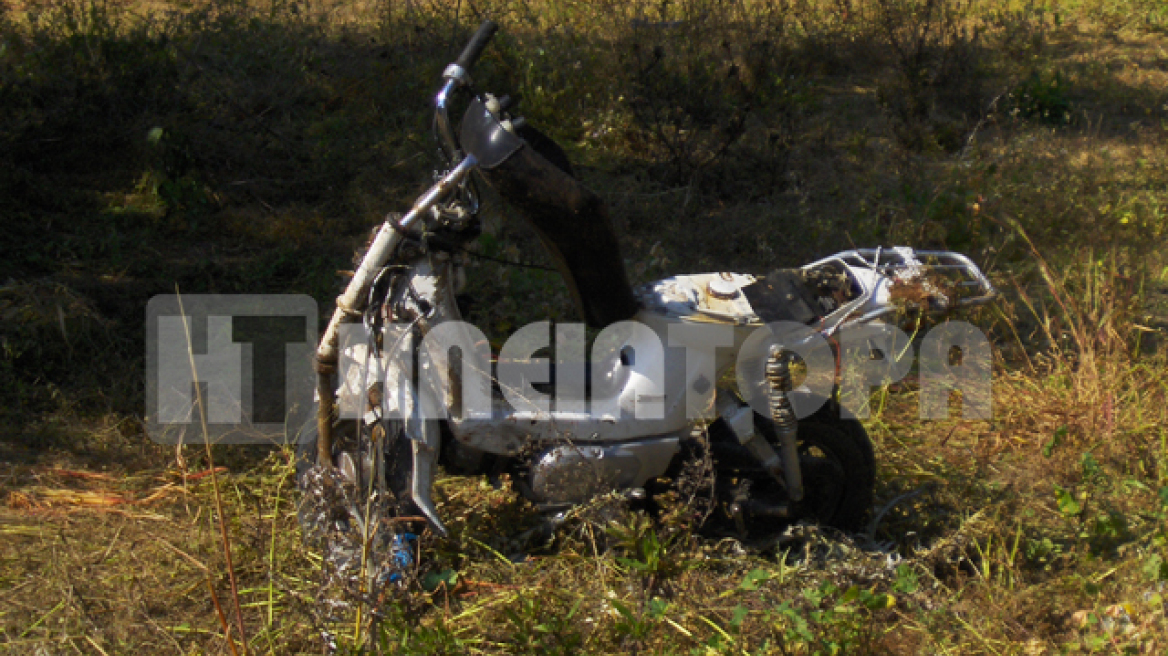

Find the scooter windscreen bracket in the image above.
[{"left": 460, "top": 96, "right": 525, "bottom": 170}]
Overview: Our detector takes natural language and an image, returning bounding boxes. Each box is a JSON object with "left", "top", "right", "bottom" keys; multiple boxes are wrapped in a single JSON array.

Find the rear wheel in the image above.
[
  {"left": 792, "top": 420, "right": 874, "bottom": 532},
  {"left": 705, "top": 415, "right": 874, "bottom": 537}
]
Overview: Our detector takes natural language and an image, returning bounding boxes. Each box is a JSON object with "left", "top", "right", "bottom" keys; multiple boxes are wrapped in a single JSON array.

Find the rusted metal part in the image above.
[
  {"left": 767, "top": 345, "right": 803, "bottom": 502},
  {"left": 314, "top": 355, "right": 337, "bottom": 471},
  {"left": 888, "top": 271, "right": 958, "bottom": 312},
  {"left": 797, "top": 247, "right": 998, "bottom": 335}
]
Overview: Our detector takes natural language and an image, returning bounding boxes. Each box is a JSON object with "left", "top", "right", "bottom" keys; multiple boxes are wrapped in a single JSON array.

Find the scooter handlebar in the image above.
[{"left": 455, "top": 20, "right": 499, "bottom": 72}]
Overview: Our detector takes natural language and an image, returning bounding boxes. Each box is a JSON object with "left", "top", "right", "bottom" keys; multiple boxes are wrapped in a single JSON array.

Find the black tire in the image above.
[
  {"left": 804, "top": 401, "right": 876, "bottom": 472},
  {"left": 704, "top": 412, "right": 875, "bottom": 537},
  {"left": 794, "top": 421, "right": 874, "bottom": 532}
]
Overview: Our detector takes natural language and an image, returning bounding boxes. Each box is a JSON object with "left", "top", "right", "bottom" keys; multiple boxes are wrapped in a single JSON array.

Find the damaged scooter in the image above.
[{"left": 297, "top": 21, "right": 997, "bottom": 592}]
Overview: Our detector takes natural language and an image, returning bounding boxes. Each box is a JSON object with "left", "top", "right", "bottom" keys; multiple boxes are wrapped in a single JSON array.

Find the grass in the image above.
[{"left": 3, "top": 0, "right": 1168, "bottom": 652}]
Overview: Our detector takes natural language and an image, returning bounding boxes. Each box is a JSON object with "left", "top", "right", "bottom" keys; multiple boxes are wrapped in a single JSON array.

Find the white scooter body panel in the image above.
[{"left": 443, "top": 271, "right": 763, "bottom": 455}]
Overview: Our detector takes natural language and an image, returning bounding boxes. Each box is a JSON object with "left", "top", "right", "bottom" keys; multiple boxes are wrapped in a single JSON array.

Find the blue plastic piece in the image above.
[{"left": 386, "top": 532, "right": 417, "bottom": 584}]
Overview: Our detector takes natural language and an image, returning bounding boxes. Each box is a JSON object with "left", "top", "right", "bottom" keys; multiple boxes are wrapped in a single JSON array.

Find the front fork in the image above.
[
  {"left": 313, "top": 371, "right": 450, "bottom": 538},
  {"left": 317, "top": 253, "right": 462, "bottom": 540}
]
